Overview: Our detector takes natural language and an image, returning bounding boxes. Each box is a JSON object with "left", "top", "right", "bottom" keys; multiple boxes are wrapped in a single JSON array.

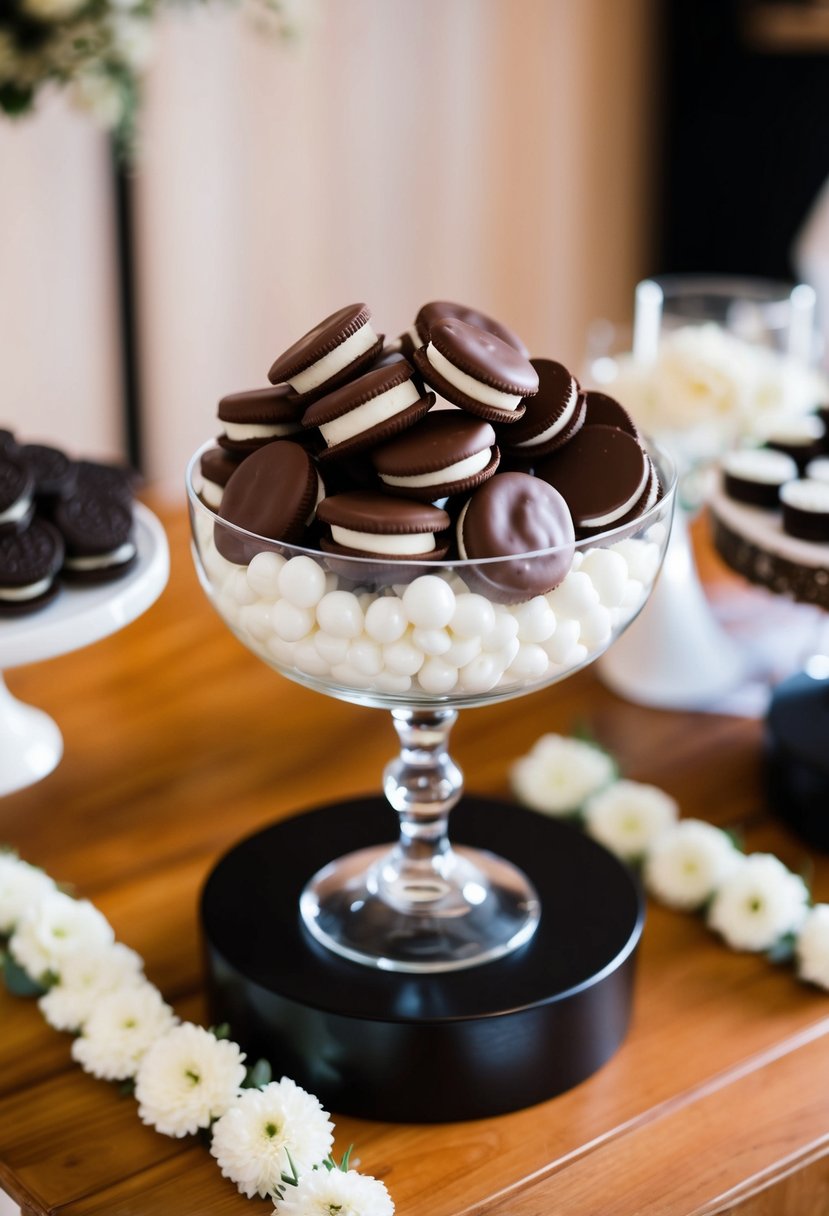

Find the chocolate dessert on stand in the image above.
[{"left": 188, "top": 298, "right": 677, "bottom": 1121}]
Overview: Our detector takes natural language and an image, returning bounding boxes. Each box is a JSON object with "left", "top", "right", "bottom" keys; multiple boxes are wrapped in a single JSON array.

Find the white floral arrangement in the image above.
[
  {"left": 512, "top": 732, "right": 826, "bottom": 980},
  {"left": 0, "top": 0, "right": 300, "bottom": 151},
  {"left": 0, "top": 849, "right": 394, "bottom": 1214}
]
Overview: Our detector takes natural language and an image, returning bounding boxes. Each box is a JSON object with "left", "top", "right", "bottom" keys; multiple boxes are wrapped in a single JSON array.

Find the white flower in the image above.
[
  {"left": 135, "top": 1023, "right": 246, "bottom": 1138},
  {"left": 70, "top": 70, "right": 124, "bottom": 129},
  {"left": 583, "top": 779, "right": 679, "bottom": 861},
  {"left": 0, "top": 853, "right": 57, "bottom": 934},
  {"left": 108, "top": 15, "right": 153, "bottom": 69},
  {"left": 20, "top": 0, "right": 86, "bottom": 21},
  {"left": 39, "top": 942, "right": 145, "bottom": 1032},
  {"left": 71, "top": 982, "right": 177, "bottom": 1080},
  {"left": 511, "top": 734, "right": 616, "bottom": 816},
  {"left": 211, "top": 1078, "right": 334, "bottom": 1199},
  {"left": 643, "top": 819, "right": 742, "bottom": 910},
  {"left": 708, "top": 853, "right": 809, "bottom": 952},
  {"left": 795, "top": 904, "right": 829, "bottom": 990},
  {"left": 9, "top": 889, "right": 114, "bottom": 982},
  {"left": 276, "top": 1167, "right": 394, "bottom": 1216}
]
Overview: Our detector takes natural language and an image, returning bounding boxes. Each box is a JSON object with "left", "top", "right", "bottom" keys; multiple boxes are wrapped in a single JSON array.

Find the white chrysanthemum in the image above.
[
  {"left": 9, "top": 889, "right": 114, "bottom": 982},
  {"left": 211, "top": 1078, "right": 334, "bottom": 1198},
  {"left": 20, "top": 0, "right": 86, "bottom": 20},
  {"left": 0, "top": 853, "right": 57, "bottom": 934},
  {"left": 276, "top": 1167, "right": 394, "bottom": 1216},
  {"left": 71, "top": 982, "right": 177, "bottom": 1080},
  {"left": 70, "top": 70, "right": 123, "bottom": 128},
  {"left": 583, "top": 779, "right": 679, "bottom": 861},
  {"left": 108, "top": 14, "right": 153, "bottom": 69},
  {"left": 795, "top": 904, "right": 829, "bottom": 990},
  {"left": 39, "top": 942, "right": 145, "bottom": 1032},
  {"left": 511, "top": 734, "right": 616, "bottom": 816},
  {"left": 643, "top": 819, "right": 742, "bottom": 910},
  {"left": 708, "top": 853, "right": 809, "bottom": 952},
  {"left": 135, "top": 1023, "right": 246, "bottom": 1138}
]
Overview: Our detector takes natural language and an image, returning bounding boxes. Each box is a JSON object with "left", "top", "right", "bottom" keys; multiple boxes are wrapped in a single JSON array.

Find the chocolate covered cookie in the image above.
[
  {"left": 199, "top": 446, "right": 242, "bottom": 510},
  {"left": 217, "top": 385, "right": 304, "bottom": 454},
  {"left": 218, "top": 440, "right": 322, "bottom": 563},
  {"left": 456, "top": 471, "right": 575, "bottom": 602},
  {"left": 499, "top": 359, "right": 584, "bottom": 457},
  {"left": 537, "top": 425, "right": 651, "bottom": 534},
  {"left": 762, "top": 415, "right": 825, "bottom": 473},
  {"left": 582, "top": 390, "right": 640, "bottom": 439},
  {"left": 413, "top": 300, "right": 530, "bottom": 358},
  {"left": 317, "top": 491, "right": 449, "bottom": 560},
  {"left": 267, "top": 303, "right": 383, "bottom": 398},
  {"left": 0, "top": 519, "right": 64, "bottom": 615},
  {"left": 302, "top": 360, "right": 433, "bottom": 461},
  {"left": 75, "top": 459, "right": 139, "bottom": 506},
  {"left": 371, "top": 410, "right": 499, "bottom": 500},
  {"left": 781, "top": 479, "right": 829, "bottom": 542},
  {"left": 722, "top": 448, "right": 798, "bottom": 508},
  {"left": 56, "top": 493, "right": 137, "bottom": 583},
  {"left": 414, "top": 318, "right": 536, "bottom": 424}
]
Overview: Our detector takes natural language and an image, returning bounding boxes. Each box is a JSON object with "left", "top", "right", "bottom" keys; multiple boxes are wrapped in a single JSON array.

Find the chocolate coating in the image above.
[
  {"left": 75, "top": 460, "right": 138, "bottom": 505},
  {"left": 427, "top": 319, "right": 539, "bottom": 395},
  {"left": 218, "top": 441, "right": 319, "bottom": 562},
  {"left": 0, "top": 455, "right": 33, "bottom": 520},
  {"left": 268, "top": 303, "right": 377, "bottom": 385},
  {"left": 371, "top": 410, "right": 499, "bottom": 501},
  {"left": 582, "top": 391, "right": 640, "bottom": 439},
  {"left": 500, "top": 360, "right": 582, "bottom": 454},
  {"left": 414, "top": 301, "right": 530, "bottom": 358},
  {"left": 200, "top": 446, "right": 243, "bottom": 492},
  {"left": 317, "top": 491, "right": 449, "bottom": 537},
  {"left": 0, "top": 518, "right": 64, "bottom": 586},
  {"left": 537, "top": 425, "right": 648, "bottom": 532},
  {"left": 21, "top": 443, "right": 77, "bottom": 502},
  {"left": 218, "top": 384, "right": 304, "bottom": 424},
  {"left": 458, "top": 472, "right": 575, "bottom": 602},
  {"left": 55, "top": 493, "right": 133, "bottom": 557},
  {"left": 303, "top": 361, "right": 416, "bottom": 426}
]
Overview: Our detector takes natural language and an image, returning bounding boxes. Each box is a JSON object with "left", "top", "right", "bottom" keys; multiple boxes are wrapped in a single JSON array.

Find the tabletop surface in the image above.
[{"left": 1, "top": 501, "right": 828, "bottom": 1216}]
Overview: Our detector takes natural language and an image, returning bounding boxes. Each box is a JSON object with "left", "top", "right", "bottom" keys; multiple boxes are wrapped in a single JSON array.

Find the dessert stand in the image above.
[
  {"left": 587, "top": 276, "right": 821, "bottom": 710},
  {"left": 188, "top": 444, "right": 676, "bottom": 1120},
  {"left": 709, "top": 479, "right": 829, "bottom": 851},
  {"left": 0, "top": 503, "right": 169, "bottom": 796}
]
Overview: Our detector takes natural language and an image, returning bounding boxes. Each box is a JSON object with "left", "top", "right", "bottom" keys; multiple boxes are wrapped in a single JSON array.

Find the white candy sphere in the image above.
[
  {"left": 458, "top": 653, "right": 503, "bottom": 694},
  {"left": 411, "top": 627, "right": 452, "bottom": 656},
  {"left": 383, "top": 638, "right": 425, "bottom": 677},
  {"left": 314, "top": 631, "right": 350, "bottom": 665},
  {"left": 505, "top": 643, "right": 549, "bottom": 681},
  {"left": 443, "top": 635, "right": 481, "bottom": 668},
  {"left": 203, "top": 543, "right": 238, "bottom": 588},
  {"left": 316, "top": 591, "right": 364, "bottom": 639},
  {"left": 374, "top": 671, "right": 412, "bottom": 694},
  {"left": 293, "top": 640, "right": 332, "bottom": 678},
  {"left": 451, "top": 594, "right": 495, "bottom": 639},
  {"left": 611, "top": 538, "right": 659, "bottom": 584},
  {"left": 364, "top": 597, "right": 408, "bottom": 644},
  {"left": 482, "top": 613, "right": 519, "bottom": 652},
  {"left": 402, "top": 576, "right": 456, "bottom": 629},
  {"left": 330, "top": 663, "right": 373, "bottom": 690},
  {"left": 247, "top": 551, "right": 287, "bottom": 599},
  {"left": 272, "top": 600, "right": 315, "bottom": 643},
  {"left": 580, "top": 548, "right": 628, "bottom": 608},
  {"left": 511, "top": 596, "right": 556, "bottom": 643},
  {"left": 621, "top": 578, "right": 645, "bottom": 610},
  {"left": 417, "top": 657, "right": 459, "bottom": 694},
  {"left": 446, "top": 574, "right": 470, "bottom": 595},
  {"left": 578, "top": 604, "right": 612, "bottom": 651},
  {"left": 278, "top": 556, "right": 327, "bottom": 609},
  {"left": 266, "top": 635, "right": 296, "bottom": 666},
  {"left": 228, "top": 569, "right": 257, "bottom": 607},
  {"left": 542, "top": 618, "right": 581, "bottom": 664},
  {"left": 238, "top": 602, "right": 272, "bottom": 643},
  {"left": 547, "top": 571, "right": 599, "bottom": 617},
  {"left": 348, "top": 639, "right": 384, "bottom": 677}
]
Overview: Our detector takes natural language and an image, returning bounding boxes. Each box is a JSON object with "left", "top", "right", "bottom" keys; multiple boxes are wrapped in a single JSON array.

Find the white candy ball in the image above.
[
  {"left": 451, "top": 594, "right": 496, "bottom": 639},
  {"left": 547, "top": 571, "right": 599, "bottom": 617},
  {"left": 324, "top": 571, "right": 339, "bottom": 594},
  {"left": 402, "top": 576, "right": 456, "bottom": 629},
  {"left": 374, "top": 671, "right": 412, "bottom": 694},
  {"left": 482, "top": 613, "right": 519, "bottom": 651},
  {"left": 610, "top": 539, "right": 659, "bottom": 585},
  {"left": 383, "top": 638, "right": 425, "bottom": 677},
  {"left": 511, "top": 596, "right": 556, "bottom": 643},
  {"left": 570, "top": 550, "right": 584, "bottom": 571},
  {"left": 364, "top": 597, "right": 408, "bottom": 644},
  {"left": 272, "top": 600, "right": 315, "bottom": 642},
  {"left": 647, "top": 522, "right": 667, "bottom": 546},
  {"left": 444, "top": 635, "right": 482, "bottom": 668},
  {"left": 578, "top": 604, "right": 612, "bottom": 651},
  {"left": 446, "top": 574, "right": 470, "bottom": 595},
  {"left": 316, "top": 591, "right": 364, "bottom": 639},
  {"left": 216, "top": 594, "right": 241, "bottom": 628},
  {"left": 621, "top": 578, "right": 645, "bottom": 609},
  {"left": 458, "top": 653, "right": 503, "bottom": 694},
  {"left": 238, "top": 602, "right": 272, "bottom": 643},
  {"left": 314, "top": 631, "right": 350, "bottom": 664},
  {"left": 266, "top": 636, "right": 296, "bottom": 666},
  {"left": 348, "top": 639, "right": 384, "bottom": 677},
  {"left": 411, "top": 627, "right": 452, "bottom": 656},
  {"left": 330, "top": 663, "right": 373, "bottom": 690},
  {"left": 417, "top": 657, "right": 459, "bottom": 694},
  {"left": 542, "top": 618, "right": 581, "bottom": 664},
  {"left": 505, "top": 643, "right": 550, "bottom": 681},
  {"left": 203, "top": 541, "right": 238, "bottom": 587},
  {"left": 247, "top": 551, "right": 287, "bottom": 599},
  {"left": 278, "top": 555, "right": 327, "bottom": 608},
  {"left": 293, "top": 640, "right": 332, "bottom": 678},
  {"left": 228, "top": 569, "right": 257, "bottom": 607},
  {"left": 580, "top": 548, "right": 628, "bottom": 608}
]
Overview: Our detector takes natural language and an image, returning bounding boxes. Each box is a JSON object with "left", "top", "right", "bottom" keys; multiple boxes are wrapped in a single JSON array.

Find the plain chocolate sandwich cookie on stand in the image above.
[
  {"left": 0, "top": 453, "right": 34, "bottom": 534},
  {"left": 414, "top": 318, "right": 537, "bottom": 425},
  {"left": 722, "top": 448, "right": 799, "bottom": 508},
  {"left": 268, "top": 303, "right": 383, "bottom": 400},
  {"left": 0, "top": 518, "right": 64, "bottom": 615},
  {"left": 371, "top": 410, "right": 499, "bottom": 500},
  {"left": 302, "top": 360, "right": 433, "bottom": 461},
  {"left": 55, "top": 494, "right": 137, "bottom": 583}
]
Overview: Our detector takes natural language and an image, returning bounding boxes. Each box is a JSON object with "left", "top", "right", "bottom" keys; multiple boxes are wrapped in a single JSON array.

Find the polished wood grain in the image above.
[{"left": 0, "top": 505, "right": 827, "bottom": 1215}]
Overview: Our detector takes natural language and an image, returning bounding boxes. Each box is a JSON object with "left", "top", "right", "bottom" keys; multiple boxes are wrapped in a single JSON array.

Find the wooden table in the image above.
[{"left": 1, "top": 501, "right": 828, "bottom": 1216}]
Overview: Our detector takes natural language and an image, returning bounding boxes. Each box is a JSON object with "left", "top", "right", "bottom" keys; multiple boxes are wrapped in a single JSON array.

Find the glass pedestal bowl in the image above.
[{"left": 187, "top": 442, "right": 676, "bottom": 974}]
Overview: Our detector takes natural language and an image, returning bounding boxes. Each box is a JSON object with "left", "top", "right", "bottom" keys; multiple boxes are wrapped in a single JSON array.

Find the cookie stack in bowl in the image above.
[{"left": 202, "top": 299, "right": 661, "bottom": 604}]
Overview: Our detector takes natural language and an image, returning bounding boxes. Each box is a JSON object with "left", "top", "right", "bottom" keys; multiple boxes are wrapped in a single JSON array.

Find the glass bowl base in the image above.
[{"left": 300, "top": 843, "right": 540, "bottom": 973}]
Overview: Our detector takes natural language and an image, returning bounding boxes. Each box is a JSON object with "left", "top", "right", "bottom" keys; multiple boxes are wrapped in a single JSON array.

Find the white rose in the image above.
[
  {"left": 583, "top": 779, "right": 679, "bottom": 862},
  {"left": 795, "top": 904, "right": 829, "bottom": 990},
  {"left": 708, "top": 853, "right": 809, "bottom": 953},
  {"left": 70, "top": 70, "right": 123, "bottom": 128},
  {"left": 644, "top": 819, "right": 742, "bottom": 911},
  {"left": 511, "top": 734, "right": 616, "bottom": 817},
  {"left": 108, "top": 14, "right": 153, "bottom": 69}
]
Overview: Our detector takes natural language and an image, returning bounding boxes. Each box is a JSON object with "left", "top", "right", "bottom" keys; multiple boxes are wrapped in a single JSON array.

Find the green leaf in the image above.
[
  {"left": 2, "top": 954, "right": 47, "bottom": 997},
  {"left": 767, "top": 933, "right": 797, "bottom": 965},
  {"left": 243, "top": 1058, "right": 272, "bottom": 1089},
  {"left": 0, "top": 83, "right": 34, "bottom": 117},
  {"left": 209, "top": 1022, "right": 231, "bottom": 1040},
  {"left": 118, "top": 1078, "right": 136, "bottom": 1097}
]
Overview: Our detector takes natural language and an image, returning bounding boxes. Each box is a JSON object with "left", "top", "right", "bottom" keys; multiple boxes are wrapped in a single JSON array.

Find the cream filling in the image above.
[
  {"left": 581, "top": 461, "right": 650, "bottom": 528},
  {"left": 758, "top": 415, "right": 824, "bottom": 446},
  {"left": 289, "top": 322, "right": 378, "bottom": 394},
  {"left": 331, "top": 524, "right": 435, "bottom": 556},
  {"left": 0, "top": 575, "right": 52, "bottom": 601},
  {"left": 380, "top": 448, "right": 491, "bottom": 489},
  {"left": 426, "top": 343, "right": 523, "bottom": 411},
  {"left": 806, "top": 457, "right": 829, "bottom": 485},
  {"left": 319, "top": 379, "right": 420, "bottom": 447},
  {"left": 514, "top": 383, "right": 578, "bottom": 448},
  {"left": 724, "top": 448, "right": 798, "bottom": 485},
  {"left": 0, "top": 494, "right": 32, "bottom": 525},
  {"left": 780, "top": 479, "right": 829, "bottom": 513},
  {"left": 222, "top": 421, "right": 300, "bottom": 441},
  {"left": 64, "top": 541, "right": 136, "bottom": 571},
  {"left": 200, "top": 479, "right": 224, "bottom": 509}
]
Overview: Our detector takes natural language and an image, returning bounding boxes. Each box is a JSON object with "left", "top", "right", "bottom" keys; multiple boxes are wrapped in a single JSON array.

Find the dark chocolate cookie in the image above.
[
  {"left": 217, "top": 440, "right": 321, "bottom": 563},
  {"left": 0, "top": 519, "right": 64, "bottom": 615},
  {"left": 303, "top": 360, "right": 433, "bottom": 461},
  {"left": 499, "top": 360, "right": 584, "bottom": 457},
  {"left": 0, "top": 454, "right": 34, "bottom": 533},
  {"left": 537, "top": 425, "right": 650, "bottom": 534},
  {"left": 413, "top": 301, "right": 530, "bottom": 358},
  {"left": 372, "top": 410, "right": 499, "bottom": 500},
  {"left": 414, "top": 318, "right": 535, "bottom": 424},
  {"left": 55, "top": 493, "right": 137, "bottom": 583},
  {"left": 267, "top": 303, "right": 383, "bottom": 399}
]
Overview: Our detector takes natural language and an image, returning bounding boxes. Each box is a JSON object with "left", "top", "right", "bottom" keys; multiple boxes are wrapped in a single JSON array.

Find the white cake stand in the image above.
[{"left": 0, "top": 503, "right": 169, "bottom": 796}]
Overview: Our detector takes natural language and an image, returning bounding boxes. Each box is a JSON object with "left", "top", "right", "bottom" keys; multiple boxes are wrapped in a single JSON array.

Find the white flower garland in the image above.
[
  {"left": 511, "top": 732, "right": 829, "bottom": 988},
  {"left": 0, "top": 851, "right": 395, "bottom": 1214}
]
